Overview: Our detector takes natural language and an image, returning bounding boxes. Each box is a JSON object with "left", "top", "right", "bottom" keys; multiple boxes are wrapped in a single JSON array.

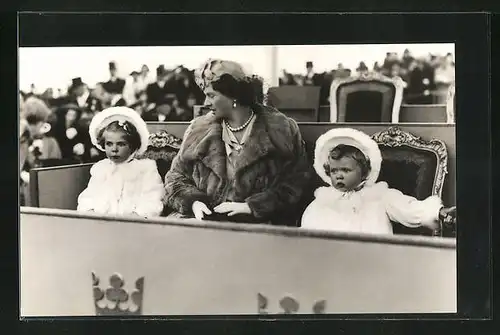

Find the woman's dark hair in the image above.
[
  {"left": 211, "top": 74, "right": 263, "bottom": 108},
  {"left": 323, "top": 144, "right": 371, "bottom": 179},
  {"left": 97, "top": 120, "right": 141, "bottom": 152}
]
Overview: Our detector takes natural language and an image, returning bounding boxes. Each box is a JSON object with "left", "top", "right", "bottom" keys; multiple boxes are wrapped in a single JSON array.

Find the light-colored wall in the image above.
[{"left": 20, "top": 209, "right": 456, "bottom": 316}]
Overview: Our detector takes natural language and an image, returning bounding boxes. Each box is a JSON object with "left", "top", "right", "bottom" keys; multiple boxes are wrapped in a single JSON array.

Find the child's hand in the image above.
[{"left": 439, "top": 206, "right": 457, "bottom": 226}]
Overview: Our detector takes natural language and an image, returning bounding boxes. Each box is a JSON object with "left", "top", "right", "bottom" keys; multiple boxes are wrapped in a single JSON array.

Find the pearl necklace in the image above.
[{"left": 224, "top": 111, "right": 255, "bottom": 132}]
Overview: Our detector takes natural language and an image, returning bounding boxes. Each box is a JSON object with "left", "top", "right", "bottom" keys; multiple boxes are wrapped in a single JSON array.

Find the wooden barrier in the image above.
[
  {"left": 196, "top": 104, "right": 450, "bottom": 123},
  {"left": 30, "top": 163, "right": 93, "bottom": 209},
  {"left": 398, "top": 104, "right": 448, "bottom": 123},
  {"left": 20, "top": 207, "right": 456, "bottom": 316},
  {"left": 318, "top": 104, "right": 449, "bottom": 123}
]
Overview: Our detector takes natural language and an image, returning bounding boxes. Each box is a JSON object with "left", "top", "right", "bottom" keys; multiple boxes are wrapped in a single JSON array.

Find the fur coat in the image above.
[{"left": 163, "top": 104, "right": 312, "bottom": 226}]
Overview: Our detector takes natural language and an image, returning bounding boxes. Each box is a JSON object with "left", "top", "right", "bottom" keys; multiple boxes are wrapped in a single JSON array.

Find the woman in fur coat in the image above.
[{"left": 163, "top": 59, "right": 312, "bottom": 226}]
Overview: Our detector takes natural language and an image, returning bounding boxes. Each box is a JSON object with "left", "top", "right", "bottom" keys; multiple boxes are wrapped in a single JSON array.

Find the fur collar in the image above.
[{"left": 181, "top": 104, "right": 294, "bottom": 178}]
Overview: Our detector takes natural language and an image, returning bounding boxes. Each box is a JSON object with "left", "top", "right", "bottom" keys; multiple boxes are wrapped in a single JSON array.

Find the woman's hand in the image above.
[
  {"left": 192, "top": 201, "right": 212, "bottom": 220},
  {"left": 214, "top": 202, "right": 252, "bottom": 217}
]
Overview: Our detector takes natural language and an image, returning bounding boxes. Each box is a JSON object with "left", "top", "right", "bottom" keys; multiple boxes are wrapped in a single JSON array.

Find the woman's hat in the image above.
[
  {"left": 314, "top": 128, "right": 382, "bottom": 186},
  {"left": 88, "top": 106, "right": 150, "bottom": 154},
  {"left": 194, "top": 59, "right": 248, "bottom": 91}
]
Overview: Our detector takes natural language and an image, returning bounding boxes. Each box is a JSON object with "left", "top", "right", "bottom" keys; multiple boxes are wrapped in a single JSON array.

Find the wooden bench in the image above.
[{"left": 20, "top": 206, "right": 456, "bottom": 316}]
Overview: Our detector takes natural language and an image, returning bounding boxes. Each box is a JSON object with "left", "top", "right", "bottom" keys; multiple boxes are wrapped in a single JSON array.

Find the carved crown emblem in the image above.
[
  {"left": 92, "top": 272, "right": 144, "bottom": 316},
  {"left": 258, "top": 293, "right": 326, "bottom": 314}
]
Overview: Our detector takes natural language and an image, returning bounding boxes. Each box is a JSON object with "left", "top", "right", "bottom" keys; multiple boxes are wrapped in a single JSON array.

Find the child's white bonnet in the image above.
[
  {"left": 89, "top": 106, "right": 150, "bottom": 155},
  {"left": 314, "top": 128, "right": 382, "bottom": 186}
]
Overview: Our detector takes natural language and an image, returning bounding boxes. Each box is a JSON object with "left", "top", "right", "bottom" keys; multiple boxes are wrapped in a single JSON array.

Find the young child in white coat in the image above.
[
  {"left": 77, "top": 106, "right": 165, "bottom": 218},
  {"left": 301, "top": 128, "right": 456, "bottom": 235}
]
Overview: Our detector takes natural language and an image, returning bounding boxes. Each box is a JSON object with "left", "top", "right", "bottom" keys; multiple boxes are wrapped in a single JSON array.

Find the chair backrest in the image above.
[
  {"left": 135, "top": 130, "right": 182, "bottom": 182},
  {"left": 330, "top": 73, "right": 405, "bottom": 123},
  {"left": 372, "top": 126, "right": 448, "bottom": 200},
  {"left": 267, "top": 86, "right": 321, "bottom": 122},
  {"left": 371, "top": 126, "right": 449, "bottom": 236}
]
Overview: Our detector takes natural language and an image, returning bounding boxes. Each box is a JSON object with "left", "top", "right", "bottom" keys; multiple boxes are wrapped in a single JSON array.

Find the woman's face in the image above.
[
  {"left": 65, "top": 109, "right": 78, "bottom": 125},
  {"left": 203, "top": 86, "right": 233, "bottom": 119}
]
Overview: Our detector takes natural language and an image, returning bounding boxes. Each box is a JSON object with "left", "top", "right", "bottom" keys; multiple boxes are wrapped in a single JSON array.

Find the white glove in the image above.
[
  {"left": 192, "top": 201, "right": 212, "bottom": 220},
  {"left": 66, "top": 127, "right": 78, "bottom": 140},
  {"left": 73, "top": 143, "right": 85, "bottom": 156}
]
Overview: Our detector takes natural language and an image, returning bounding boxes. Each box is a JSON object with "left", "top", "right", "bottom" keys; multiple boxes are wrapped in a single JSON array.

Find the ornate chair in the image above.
[
  {"left": 135, "top": 130, "right": 183, "bottom": 216},
  {"left": 136, "top": 130, "right": 182, "bottom": 183},
  {"left": 371, "top": 126, "right": 454, "bottom": 237},
  {"left": 329, "top": 73, "right": 405, "bottom": 123}
]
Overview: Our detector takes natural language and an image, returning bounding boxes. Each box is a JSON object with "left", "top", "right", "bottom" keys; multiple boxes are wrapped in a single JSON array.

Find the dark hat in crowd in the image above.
[
  {"left": 109, "top": 61, "right": 117, "bottom": 71},
  {"left": 356, "top": 62, "right": 369, "bottom": 72},
  {"left": 130, "top": 70, "right": 139, "bottom": 76},
  {"left": 157, "top": 65, "right": 167, "bottom": 77},
  {"left": 306, "top": 61, "right": 314, "bottom": 68},
  {"left": 69, "top": 77, "right": 85, "bottom": 93}
]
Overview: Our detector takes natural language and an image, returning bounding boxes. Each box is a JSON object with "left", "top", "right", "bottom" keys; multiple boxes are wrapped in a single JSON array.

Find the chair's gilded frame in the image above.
[
  {"left": 371, "top": 126, "right": 449, "bottom": 198},
  {"left": 329, "top": 72, "right": 405, "bottom": 123}
]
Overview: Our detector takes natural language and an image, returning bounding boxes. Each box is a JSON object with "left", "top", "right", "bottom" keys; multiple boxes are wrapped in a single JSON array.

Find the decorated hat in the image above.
[
  {"left": 314, "top": 128, "right": 382, "bottom": 187},
  {"left": 89, "top": 106, "right": 150, "bottom": 154},
  {"left": 194, "top": 59, "right": 248, "bottom": 91}
]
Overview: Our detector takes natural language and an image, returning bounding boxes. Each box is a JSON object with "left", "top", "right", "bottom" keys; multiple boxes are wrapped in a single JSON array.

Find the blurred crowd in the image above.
[
  {"left": 279, "top": 49, "right": 455, "bottom": 106},
  {"left": 19, "top": 61, "right": 207, "bottom": 205}
]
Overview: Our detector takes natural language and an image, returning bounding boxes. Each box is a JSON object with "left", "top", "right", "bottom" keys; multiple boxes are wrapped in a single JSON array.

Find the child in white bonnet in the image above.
[
  {"left": 301, "top": 128, "right": 456, "bottom": 235},
  {"left": 77, "top": 107, "right": 165, "bottom": 218}
]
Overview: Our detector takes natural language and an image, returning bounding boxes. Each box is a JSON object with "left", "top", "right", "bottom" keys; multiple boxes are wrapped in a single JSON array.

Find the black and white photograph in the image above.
[{"left": 18, "top": 14, "right": 462, "bottom": 317}]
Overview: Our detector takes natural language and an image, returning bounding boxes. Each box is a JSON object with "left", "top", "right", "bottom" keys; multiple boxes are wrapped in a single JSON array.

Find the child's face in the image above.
[
  {"left": 103, "top": 130, "right": 133, "bottom": 164},
  {"left": 328, "top": 156, "right": 364, "bottom": 192}
]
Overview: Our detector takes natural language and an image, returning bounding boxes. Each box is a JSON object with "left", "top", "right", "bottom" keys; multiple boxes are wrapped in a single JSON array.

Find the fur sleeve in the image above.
[
  {"left": 384, "top": 187, "right": 442, "bottom": 228},
  {"left": 133, "top": 159, "right": 166, "bottom": 217},
  {"left": 163, "top": 124, "right": 210, "bottom": 214},
  {"left": 76, "top": 161, "right": 105, "bottom": 212},
  {"left": 245, "top": 118, "right": 312, "bottom": 221}
]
